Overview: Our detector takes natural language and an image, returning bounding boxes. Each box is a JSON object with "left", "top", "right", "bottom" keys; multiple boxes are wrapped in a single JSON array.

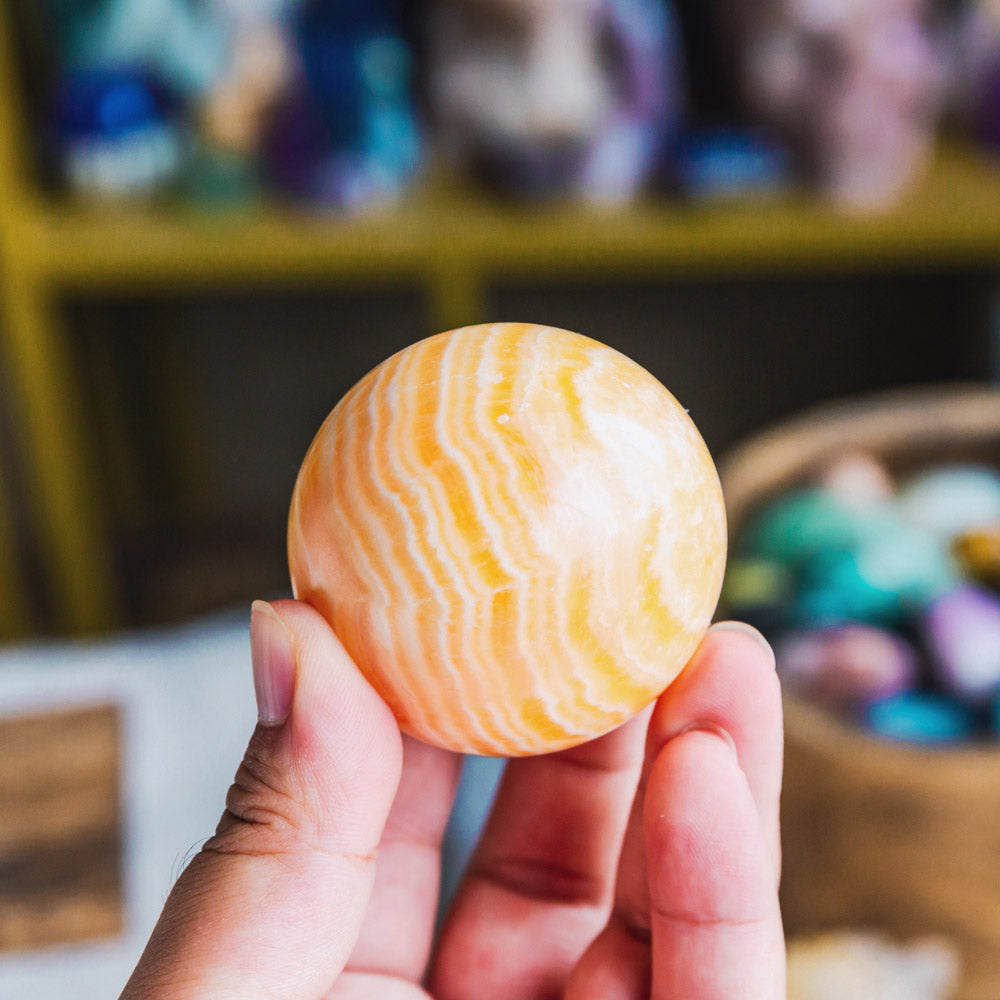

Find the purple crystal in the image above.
[
  {"left": 775, "top": 624, "right": 917, "bottom": 712},
  {"left": 923, "top": 584, "right": 1000, "bottom": 702}
]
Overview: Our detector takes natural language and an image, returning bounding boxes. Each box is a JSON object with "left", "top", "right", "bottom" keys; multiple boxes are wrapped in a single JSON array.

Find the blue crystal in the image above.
[{"left": 865, "top": 692, "right": 976, "bottom": 745}]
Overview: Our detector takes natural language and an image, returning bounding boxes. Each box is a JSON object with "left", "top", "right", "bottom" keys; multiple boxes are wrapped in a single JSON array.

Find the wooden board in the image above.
[{"left": 0, "top": 703, "right": 123, "bottom": 951}]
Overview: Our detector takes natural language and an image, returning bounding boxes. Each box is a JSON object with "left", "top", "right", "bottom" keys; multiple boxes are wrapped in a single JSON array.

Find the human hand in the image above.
[{"left": 120, "top": 599, "right": 784, "bottom": 999}]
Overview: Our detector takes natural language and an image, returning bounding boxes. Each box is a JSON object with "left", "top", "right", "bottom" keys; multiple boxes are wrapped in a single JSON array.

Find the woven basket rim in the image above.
[{"left": 720, "top": 381, "right": 1000, "bottom": 766}]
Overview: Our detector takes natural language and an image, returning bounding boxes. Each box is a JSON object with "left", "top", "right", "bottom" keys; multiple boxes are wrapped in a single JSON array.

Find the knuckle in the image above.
[
  {"left": 614, "top": 902, "right": 652, "bottom": 944},
  {"left": 206, "top": 730, "right": 312, "bottom": 857}
]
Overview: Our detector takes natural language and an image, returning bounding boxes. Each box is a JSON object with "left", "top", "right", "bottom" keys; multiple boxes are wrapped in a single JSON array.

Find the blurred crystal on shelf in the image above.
[
  {"left": 46, "top": 0, "right": 423, "bottom": 210},
  {"left": 267, "top": 0, "right": 423, "bottom": 211},
  {"left": 36, "top": 0, "right": 1000, "bottom": 211},
  {"left": 50, "top": 68, "right": 186, "bottom": 198},
  {"left": 668, "top": 125, "right": 792, "bottom": 201},
  {"left": 52, "top": 0, "right": 230, "bottom": 98},
  {"left": 948, "top": 0, "right": 1000, "bottom": 154},
  {"left": 425, "top": 0, "right": 683, "bottom": 203},
  {"left": 265, "top": 0, "right": 423, "bottom": 212},
  {"left": 723, "top": 0, "right": 951, "bottom": 211}
]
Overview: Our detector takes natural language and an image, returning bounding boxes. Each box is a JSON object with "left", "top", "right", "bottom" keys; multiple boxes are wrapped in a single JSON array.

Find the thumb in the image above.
[{"left": 120, "top": 599, "right": 404, "bottom": 1000}]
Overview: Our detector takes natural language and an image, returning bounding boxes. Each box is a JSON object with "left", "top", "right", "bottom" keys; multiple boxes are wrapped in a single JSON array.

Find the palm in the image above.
[
  {"left": 328, "top": 736, "right": 460, "bottom": 999},
  {"left": 331, "top": 626, "right": 784, "bottom": 1000}
]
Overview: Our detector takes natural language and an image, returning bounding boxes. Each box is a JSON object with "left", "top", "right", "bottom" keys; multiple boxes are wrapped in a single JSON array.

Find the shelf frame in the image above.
[{"left": 1, "top": 10, "right": 121, "bottom": 634}]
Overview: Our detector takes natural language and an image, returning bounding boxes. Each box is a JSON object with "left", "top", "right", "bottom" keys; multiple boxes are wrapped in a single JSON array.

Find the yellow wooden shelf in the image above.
[{"left": 15, "top": 143, "right": 1000, "bottom": 296}]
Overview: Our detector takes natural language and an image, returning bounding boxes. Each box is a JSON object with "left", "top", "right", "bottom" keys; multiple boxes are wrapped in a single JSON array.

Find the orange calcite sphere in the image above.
[{"left": 288, "top": 323, "right": 727, "bottom": 756}]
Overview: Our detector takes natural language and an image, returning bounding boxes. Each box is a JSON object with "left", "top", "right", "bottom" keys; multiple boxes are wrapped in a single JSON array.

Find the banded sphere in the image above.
[{"left": 288, "top": 323, "right": 727, "bottom": 755}]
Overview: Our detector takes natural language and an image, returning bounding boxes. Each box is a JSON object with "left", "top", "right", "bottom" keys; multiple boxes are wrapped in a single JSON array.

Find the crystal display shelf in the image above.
[{"left": 4, "top": 4, "right": 1000, "bottom": 636}]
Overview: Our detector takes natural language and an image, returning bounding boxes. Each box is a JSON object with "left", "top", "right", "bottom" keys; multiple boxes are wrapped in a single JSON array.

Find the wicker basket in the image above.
[{"left": 719, "top": 384, "right": 1000, "bottom": 1000}]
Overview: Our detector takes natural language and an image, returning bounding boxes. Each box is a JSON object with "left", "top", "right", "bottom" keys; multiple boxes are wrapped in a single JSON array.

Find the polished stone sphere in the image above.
[{"left": 288, "top": 323, "right": 727, "bottom": 755}]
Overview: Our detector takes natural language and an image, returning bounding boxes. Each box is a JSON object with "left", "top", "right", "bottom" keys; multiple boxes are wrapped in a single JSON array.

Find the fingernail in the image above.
[
  {"left": 250, "top": 600, "right": 295, "bottom": 726},
  {"left": 708, "top": 620, "right": 776, "bottom": 668}
]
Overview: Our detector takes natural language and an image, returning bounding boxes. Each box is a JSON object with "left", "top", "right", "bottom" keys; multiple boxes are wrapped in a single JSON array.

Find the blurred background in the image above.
[
  {"left": 3, "top": 1, "right": 1000, "bottom": 997},
  {"left": 3, "top": 0, "right": 1000, "bottom": 640}
]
